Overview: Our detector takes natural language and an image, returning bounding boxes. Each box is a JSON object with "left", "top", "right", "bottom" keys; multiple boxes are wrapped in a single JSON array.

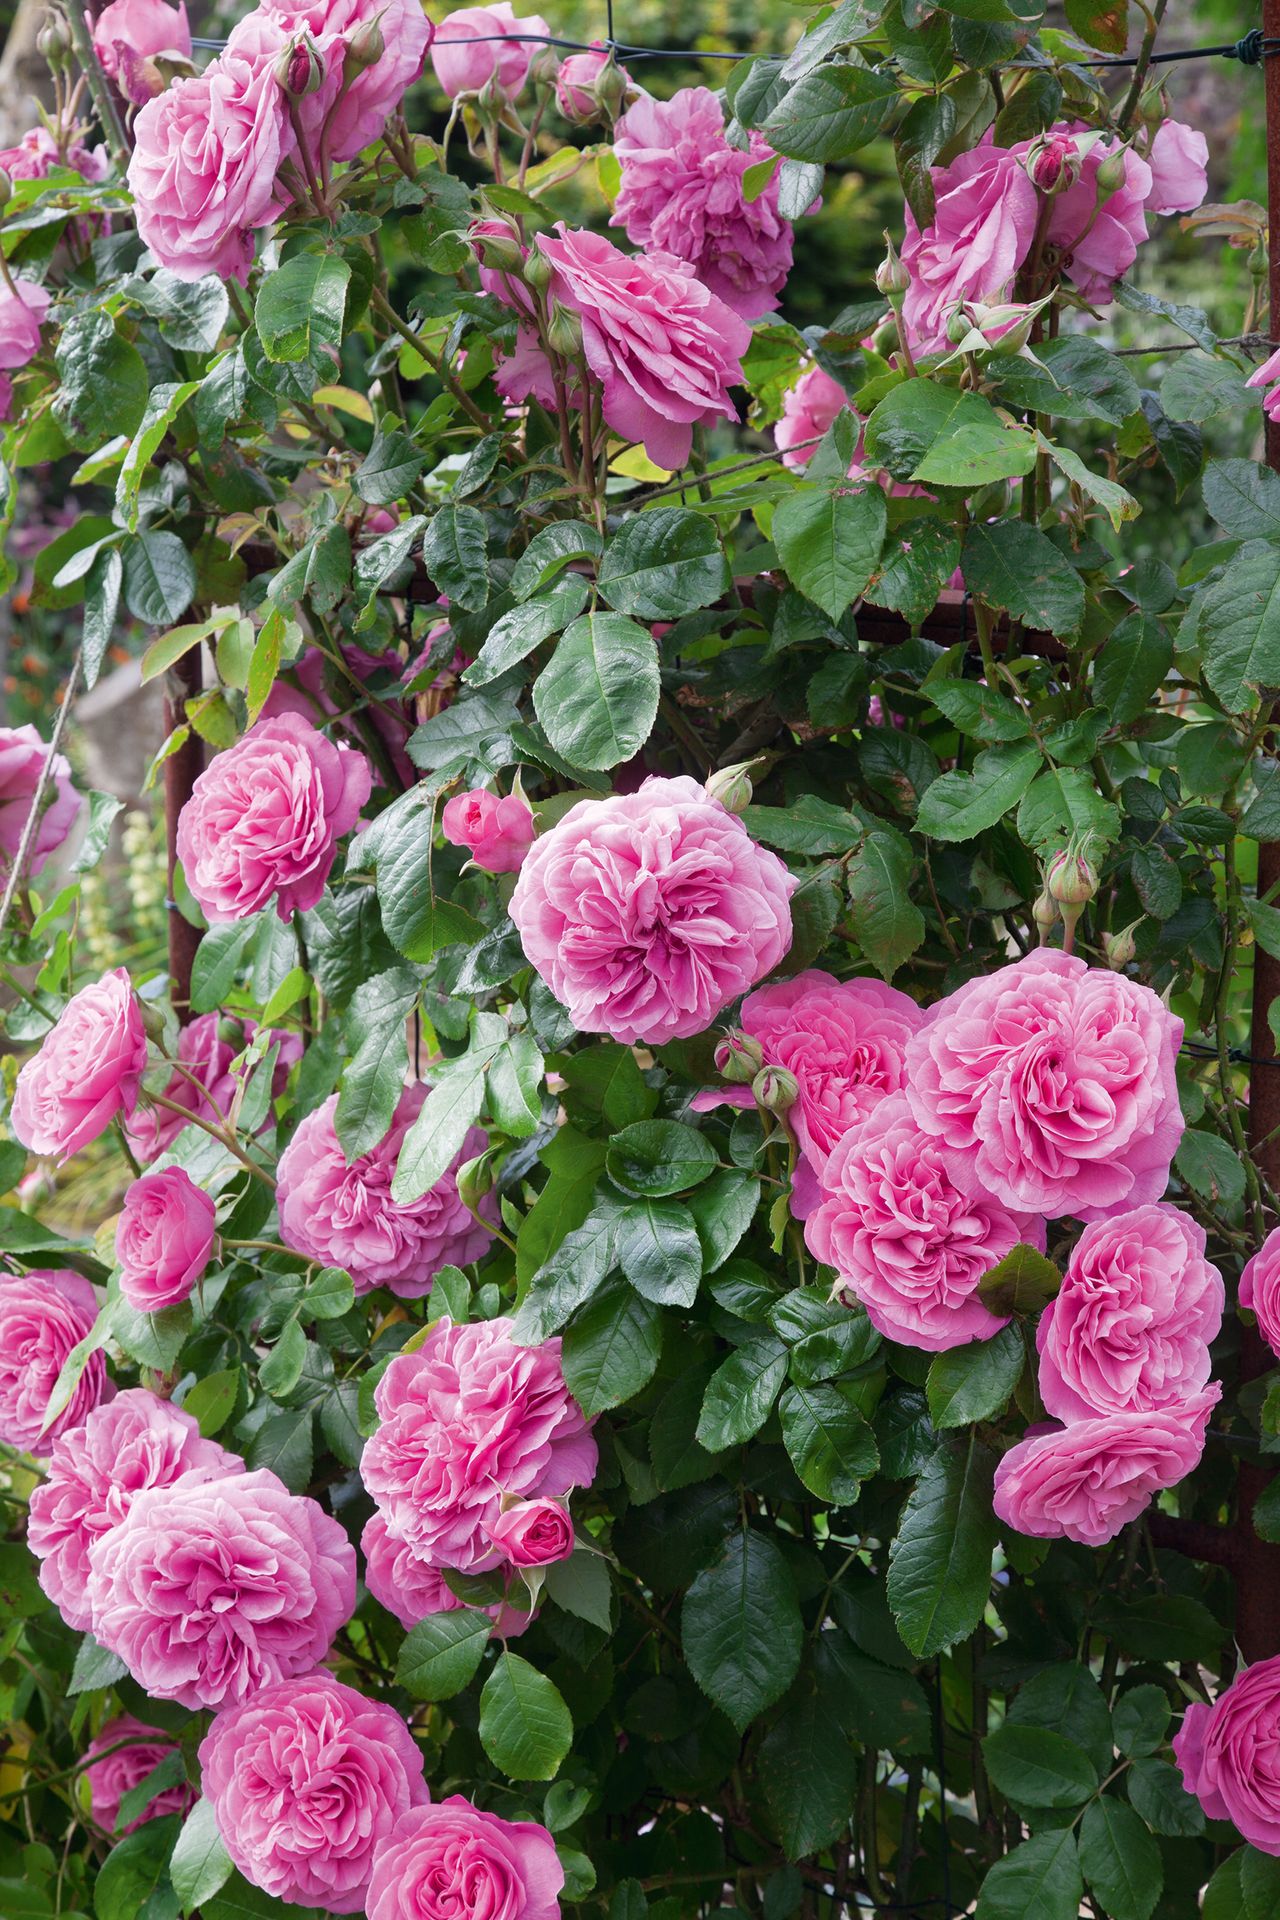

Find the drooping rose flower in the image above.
[
  {"left": 1039, "top": 136, "right": 1153, "bottom": 304},
  {"left": 116, "top": 1167, "right": 217, "bottom": 1312},
  {"left": 199, "top": 1672, "right": 429, "bottom": 1913},
  {"left": 87, "top": 1467, "right": 356, "bottom": 1710},
  {"left": 0, "top": 125, "right": 107, "bottom": 185},
  {"left": 611, "top": 87, "right": 797, "bottom": 320},
  {"left": 484, "top": 1497, "right": 575, "bottom": 1568},
  {"left": 0, "top": 724, "right": 82, "bottom": 877},
  {"left": 276, "top": 1086, "right": 494, "bottom": 1297},
  {"left": 228, "top": 0, "right": 431, "bottom": 163},
  {"left": 442, "top": 788, "right": 536, "bottom": 874},
  {"left": 904, "top": 949, "right": 1183, "bottom": 1220},
  {"left": 1174, "top": 1654, "right": 1280, "bottom": 1855},
  {"left": 1036, "top": 1204, "right": 1223, "bottom": 1422},
  {"left": 12, "top": 967, "right": 148, "bottom": 1160},
  {"left": 360, "top": 1317, "right": 596, "bottom": 1575},
  {"left": 85, "top": 1716, "right": 194, "bottom": 1835},
  {"left": 125, "top": 1013, "right": 300, "bottom": 1163},
  {"left": 176, "top": 712, "right": 371, "bottom": 922},
  {"left": 992, "top": 1389, "right": 1218, "bottom": 1547},
  {"left": 430, "top": 1, "right": 549, "bottom": 99},
  {"left": 366, "top": 1798, "right": 564, "bottom": 1920},
  {"left": 1241, "top": 1225, "right": 1280, "bottom": 1358},
  {"left": 360, "top": 1512, "right": 533, "bottom": 1637},
  {"left": 804, "top": 1095, "right": 1039, "bottom": 1351},
  {"left": 901, "top": 140, "right": 1038, "bottom": 352},
  {"left": 93, "top": 0, "right": 192, "bottom": 104},
  {"left": 0, "top": 278, "right": 52, "bottom": 371},
  {"left": 28, "top": 1388, "right": 239, "bottom": 1631},
  {"left": 1144, "top": 119, "right": 1210, "bottom": 216},
  {"left": 510, "top": 776, "right": 794, "bottom": 1046},
  {"left": 0, "top": 1270, "right": 108, "bottom": 1456}
]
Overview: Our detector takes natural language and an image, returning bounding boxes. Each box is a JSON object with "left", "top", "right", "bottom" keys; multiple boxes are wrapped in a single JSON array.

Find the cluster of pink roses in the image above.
[{"left": 1176, "top": 1654, "right": 1280, "bottom": 1855}]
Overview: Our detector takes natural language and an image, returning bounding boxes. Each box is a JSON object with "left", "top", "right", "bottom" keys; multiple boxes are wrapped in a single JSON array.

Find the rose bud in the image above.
[
  {"left": 704, "top": 761, "right": 754, "bottom": 814},
  {"left": 715, "top": 1030, "right": 764, "bottom": 1085},
  {"left": 753, "top": 1064, "right": 798, "bottom": 1114}
]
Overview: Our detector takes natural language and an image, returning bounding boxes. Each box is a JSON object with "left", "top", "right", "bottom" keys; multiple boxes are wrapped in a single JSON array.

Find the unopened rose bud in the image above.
[
  {"left": 945, "top": 304, "right": 972, "bottom": 345},
  {"left": 471, "top": 221, "right": 524, "bottom": 275},
  {"left": 715, "top": 1030, "right": 764, "bottom": 1085},
  {"left": 546, "top": 299, "right": 583, "bottom": 358},
  {"left": 141, "top": 51, "right": 196, "bottom": 94},
  {"left": 1046, "top": 845, "right": 1099, "bottom": 908},
  {"left": 875, "top": 232, "right": 909, "bottom": 302},
  {"left": 704, "top": 761, "right": 754, "bottom": 814},
  {"left": 277, "top": 32, "right": 325, "bottom": 98},
  {"left": 990, "top": 308, "right": 1038, "bottom": 356},
  {"left": 37, "top": 16, "right": 72, "bottom": 67},
  {"left": 0, "top": 169, "right": 12, "bottom": 217},
  {"left": 1094, "top": 147, "right": 1129, "bottom": 198},
  {"left": 138, "top": 1000, "right": 168, "bottom": 1043},
  {"left": 344, "top": 15, "right": 385, "bottom": 78},
  {"left": 218, "top": 1016, "right": 249, "bottom": 1049},
  {"left": 753, "top": 1064, "right": 798, "bottom": 1114},
  {"left": 596, "top": 57, "right": 628, "bottom": 118},
  {"left": 523, "top": 243, "right": 553, "bottom": 294},
  {"left": 1102, "top": 921, "right": 1141, "bottom": 970},
  {"left": 477, "top": 70, "right": 505, "bottom": 116},
  {"left": 1033, "top": 887, "right": 1058, "bottom": 938},
  {"left": 1025, "top": 132, "right": 1079, "bottom": 195},
  {"left": 530, "top": 45, "right": 560, "bottom": 88},
  {"left": 456, "top": 1149, "right": 497, "bottom": 1208}
]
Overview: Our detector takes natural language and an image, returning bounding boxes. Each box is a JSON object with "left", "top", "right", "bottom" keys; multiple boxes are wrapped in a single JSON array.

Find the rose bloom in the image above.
[
  {"left": 740, "top": 969, "right": 924, "bottom": 1177},
  {"left": 366, "top": 1798, "right": 564, "bottom": 1920},
  {"left": 611, "top": 87, "right": 797, "bottom": 320},
  {"left": 1241, "top": 1225, "right": 1280, "bottom": 1358},
  {"left": 491, "top": 225, "right": 751, "bottom": 471},
  {"left": 126, "top": 1012, "right": 300, "bottom": 1162},
  {"left": 116, "top": 1167, "right": 217, "bottom": 1312},
  {"left": 992, "top": 1388, "right": 1218, "bottom": 1548},
  {"left": 229, "top": 0, "right": 431, "bottom": 163},
  {"left": 904, "top": 949, "right": 1184, "bottom": 1221},
  {"left": 276, "top": 1086, "right": 493, "bottom": 1298},
  {"left": 804, "top": 1095, "right": 1040, "bottom": 1351},
  {"left": 93, "top": 0, "right": 191, "bottom": 103},
  {"left": 85, "top": 1716, "right": 194, "bottom": 1836},
  {"left": 902, "top": 140, "right": 1038, "bottom": 352},
  {"left": 1145, "top": 119, "right": 1209, "bottom": 216},
  {"left": 0, "top": 278, "right": 51, "bottom": 371},
  {"left": 430, "top": 2, "right": 548, "bottom": 99},
  {"left": 775, "top": 364, "right": 848, "bottom": 469},
  {"left": 361, "top": 1317, "right": 596, "bottom": 1574},
  {"left": 176, "top": 713, "right": 371, "bottom": 923},
  {"left": 1037, "top": 1204, "right": 1223, "bottom": 1422},
  {"left": 199, "top": 1672, "right": 429, "bottom": 1913},
  {"left": 1039, "top": 134, "right": 1152, "bottom": 304},
  {"left": 442, "top": 788, "right": 536, "bottom": 874},
  {"left": 0, "top": 124, "right": 108, "bottom": 184},
  {"left": 87, "top": 1467, "right": 356, "bottom": 1710},
  {"left": 0, "top": 724, "right": 82, "bottom": 878},
  {"left": 12, "top": 967, "right": 147, "bottom": 1161},
  {"left": 1175, "top": 1654, "right": 1280, "bottom": 1855},
  {"left": 1248, "top": 346, "right": 1280, "bottom": 426},
  {"left": 0, "top": 1269, "right": 107, "bottom": 1456},
  {"left": 360, "top": 1512, "right": 533, "bottom": 1637},
  {"left": 484, "top": 1497, "right": 575, "bottom": 1569},
  {"left": 555, "top": 41, "right": 617, "bottom": 122},
  {"left": 28, "top": 1387, "right": 239, "bottom": 1631},
  {"left": 510, "top": 776, "right": 794, "bottom": 1046},
  {"left": 128, "top": 49, "right": 292, "bottom": 282}
]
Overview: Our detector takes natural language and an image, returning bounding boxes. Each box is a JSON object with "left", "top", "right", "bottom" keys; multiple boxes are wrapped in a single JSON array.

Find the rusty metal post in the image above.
[{"left": 162, "top": 651, "right": 205, "bottom": 1024}]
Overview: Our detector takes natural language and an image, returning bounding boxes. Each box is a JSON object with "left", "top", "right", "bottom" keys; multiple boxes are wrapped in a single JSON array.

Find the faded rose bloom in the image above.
[
  {"left": 1144, "top": 119, "right": 1209, "bottom": 216},
  {"left": 484, "top": 1497, "right": 574, "bottom": 1568},
  {"left": 12, "top": 967, "right": 147, "bottom": 1161},
  {"left": 366, "top": 1799, "right": 564, "bottom": 1920},
  {"left": 0, "top": 724, "right": 82, "bottom": 877},
  {"left": 229, "top": 0, "right": 431, "bottom": 163},
  {"left": 1037, "top": 1204, "right": 1223, "bottom": 1421},
  {"left": 116, "top": 1167, "right": 217, "bottom": 1312},
  {"left": 360, "top": 1512, "right": 533, "bottom": 1637},
  {"left": 1039, "top": 135, "right": 1153, "bottom": 304},
  {"left": 901, "top": 140, "right": 1038, "bottom": 352},
  {"left": 1175, "top": 1654, "right": 1280, "bottom": 1854},
  {"left": 199, "top": 1672, "right": 429, "bottom": 1913},
  {"left": 176, "top": 713, "right": 371, "bottom": 922},
  {"left": 0, "top": 125, "right": 107, "bottom": 184},
  {"left": 992, "top": 1389, "right": 1218, "bottom": 1547},
  {"left": 774, "top": 364, "right": 848, "bottom": 469},
  {"left": 93, "top": 0, "right": 192, "bottom": 103},
  {"left": 85, "top": 1716, "right": 194, "bottom": 1835},
  {"left": 28, "top": 1388, "right": 240, "bottom": 1631},
  {"left": 125, "top": 1013, "right": 300, "bottom": 1163},
  {"left": 276, "top": 1087, "right": 494, "bottom": 1298},
  {"left": 442, "top": 788, "right": 535, "bottom": 874},
  {"left": 510, "top": 776, "right": 794, "bottom": 1046},
  {"left": 0, "top": 278, "right": 51, "bottom": 371},
  {"left": 0, "top": 1269, "right": 108, "bottom": 1457},
  {"left": 430, "top": 2, "right": 549, "bottom": 100}
]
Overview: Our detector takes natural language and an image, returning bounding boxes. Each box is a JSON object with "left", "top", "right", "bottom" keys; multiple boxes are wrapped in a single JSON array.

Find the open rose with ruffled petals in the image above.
[
  {"left": 484, "top": 1497, "right": 574, "bottom": 1568},
  {"left": 229, "top": 0, "right": 430, "bottom": 163},
  {"left": 85, "top": 1716, "right": 194, "bottom": 1835},
  {"left": 117, "top": 1167, "right": 217, "bottom": 1312},
  {"left": 199, "top": 1672, "right": 429, "bottom": 1912},
  {"left": 366, "top": 1798, "right": 564, "bottom": 1920},
  {"left": 0, "top": 278, "right": 51, "bottom": 371},
  {"left": 902, "top": 141, "right": 1038, "bottom": 352},
  {"left": 904, "top": 949, "right": 1183, "bottom": 1220},
  {"left": 0, "top": 724, "right": 82, "bottom": 878},
  {"left": 510, "top": 776, "right": 793, "bottom": 1046},
  {"left": 0, "top": 125, "right": 107, "bottom": 184},
  {"left": 0, "top": 1270, "right": 108, "bottom": 1456},
  {"left": 13, "top": 967, "right": 147, "bottom": 1161},
  {"left": 1240, "top": 1225, "right": 1280, "bottom": 1359},
  {"left": 1175, "top": 1654, "right": 1280, "bottom": 1854},
  {"left": 360, "top": 1513, "right": 533, "bottom": 1637},
  {"left": 28, "top": 1388, "right": 239, "bottom": 1631},
  {"left": 431, "top": 2, "right": 548, "bottom": 100}
]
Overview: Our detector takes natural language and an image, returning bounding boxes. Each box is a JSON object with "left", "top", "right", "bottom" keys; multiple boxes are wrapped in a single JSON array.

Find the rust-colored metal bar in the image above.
[{"left": 162, "top": 649, "right": 205, "bottom": 1025}]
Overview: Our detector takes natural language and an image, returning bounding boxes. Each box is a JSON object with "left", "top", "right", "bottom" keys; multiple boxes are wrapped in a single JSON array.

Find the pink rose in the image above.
[
  {"left": 1241, "top": 1225, "right": 1280, "bottom": 1357},
  {"left": 199, "top": 1672, "right": 429, "bottom": 1913},
  {"left": 116, "top": 1167, "right": 217, "bottom": 1311},
  {"left": 1144, "top": 119, "right": 1209, "bottom": 216},
  {"left": 0, "top": 1269, "right": 108, "bottom": 1456},
  {"left": 555, "top": 42, "right": 617, "bottom": 123},
  {"left": 93, "top": 0, "right": 192, "bottom": 104},
  {"left": 611, "top": 87, "right": 797, "bottom": 320},
  {"left": 0, "top": 125, "right": 107, "bottom": 184},
  {"left": 775, "top": 364, "right": 848, "bottom": 469},
  {"left": 0, "top": 278, "right": 51, "bottom": 371},
  {"left": 1040, "top": 135, "right": 1153, "bottom": 304},
  {"left": 0, "top": 724, "right": 82, "bottom": 877},
  {"left": 125, "top": 1013, "right": 300, "bottom": 1163},
  {"left": 902, "top": 140, "right": 1038, "bottom": 352},
  {"left": 366, "top": 1798, "right": 564, "bottom": 1920},
  {"left": 431, "top": 2, "right": 549, "bottom": 99},
  {"left": 509, "top": 775, "right": 794, "bottom": 1046},
  {"left": 276, "top": 1086, "right": 493, "bottom": 1297},
  {"left": 28, "top": 1387, "right": 239, "bottom": 1631},
  {"left": 1247, "top": 346, "right": 1280, "bottom": 426},
  {"left": 128, "top": 50, "right": 292, "bottom": 283},
  {"left": 1174, "top": 1655, "right": 1280, "bottom": 1854},
  {"left": 12, "top": 967, "right": 148, "bottom": 1160},
  {"left": 484, "top": 1497, "right": 575, "bottom": 1568},
  {"left": 904, "top": 950, "right": 1184, "bottom": 1221},
  {"left": 228, "top": 0, "right": 430, "bottom": 163},
  {"left": 1037, "top": 1203, "right": 1223, "bottom": 1422},
  {"left": 442, "top": 788, "right": 535, "bottom": 874},
  {"left": 360, "top": 1512, "right": 533, "bottom": 1636},
  {"left": 176, "top": 713, "right": 371, "bottom": 922},
  {"left": 85, "top": 1716, "right": 194, "bottom": 1836},
  {"left": 491, "top": 225, "right": 751, "bottom": 471},
  {"left": 360, "top": 1317, "right": 596, "bottom": 1575},
  {"left": 992, "top": 1390, "right": 1218, "bottom": 1547},
  {"left": 87, "top": 1467, "right": 356, "bottom": 1710},
  {"left": 804, "top": 1095, "right": 1040, "bottom": 1351},
  {"left": 740, "top": 969, "right": 924, "bottom": 1176}
]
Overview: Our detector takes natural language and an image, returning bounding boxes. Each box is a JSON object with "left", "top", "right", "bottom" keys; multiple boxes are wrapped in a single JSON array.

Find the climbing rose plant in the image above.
[{"left": 4, "top": 2, "right": 1280, "bottom": 1918}]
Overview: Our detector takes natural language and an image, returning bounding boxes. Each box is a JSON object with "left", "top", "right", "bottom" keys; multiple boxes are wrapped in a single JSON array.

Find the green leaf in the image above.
[
  {"left": 260, "top": 1315, "right": 307, "bottom": 1397},
  {"left": 1007, "top": 1664, "right": 1114, "bottom": 1777},
  {"left": 742, "top": 795, "right": 865, "bottom": 854},
  {"left": 961, "top": 520, "right": 1085, "bottom": 635},
  {"left": 478, "top": 1652, "right": 573, "bottom": 1780},
  {"left": 396, "top": 1608, "right": 491, "bottom": 1700},
  {"left": 977, "top": 1243, "right": 1063, "bottom": 1316},
  {"left": 697, "top": 1332, "right": 788, "bottom": 1450},
  {"left": 1199, "top": 540, "right": 1280, "bottom": 713},
  {"left": 762, "top": 64, "right": 900, "bottom": 162},
  {"left": 866, "top": 516, "right": 962, "bottom": 624},
  {"left": 335, "top": 966, "right": 418, "bottom": 1161},
  {"left": 928, "top": 679, "right": 1030, "bottom": 742},
  {"left": 772, "top": 484, "right": 886, "bottom": 621},
  {"left": 887, "top": 1434, "right": 998, "bottom": 1657},
  {"left": 514, "top": 1209, "right": 617, "bottom": 1342},
  {"left": 845, "top": 828, "right": 926, "bottom": 980},
  {"left": 122, "top": 530, "right": 198, "bottom": 627},
  {"left": 543, "top": 1548, "right": 612, "bottom": 1630},
  {"left": 1126, "top": 1756, "right": 1205, "bottom": 1836},
  {"left": 422, "top": 502, "right": 490, "bottom": 611},
  {"left": 682, "top": 1529, "right": 803, "bottom": 1731},
  {"left": 367, "top": 787, "right": 484, "bottom": 962},
  {"left": 82, "top": 550, "right": 124, "bottom": 691},
  {"left": 170, "top": 1798, "right": 233, "bottom": 1916},
  {"left": 116, "top": 380, "right": 199, "bottom": 532},
  {"left": 94, "top": 1815, "right": 181, "bottom": 1920},
  {"left": 915, "top": 742, "right": 1042, "bottom": 842},
  {"left": 509, "top": 521, "right": 603, "bottom": 600},
  {"left": 1079, "top": 1798, "right": 1162, "bottom": 1920},
  {"left": 1093, "top": 612, "right": 1171, "bottom": 725},
  {"left": 532, "top": 613, "right": 659, "bottom": 771},
  {"left": 302, "top": 1267, "right": 355, "bottom": 1319},
  {"left": 688, "top": 1169, "right": 759, "bottom": 1272},
  {"left": 975, "top": 1829, "right": 1084, "bottom": 1920},
  {"left": 779, "top": 1380, "right": 879, "bottom": 1502},
  {"left": 561, "top": 1278, "right": 663, "bottom": 1415},
  {"left": 863, "top": 379, "right": 1035, "bottom": 488},
  {"left": 994, "top": 336, "right": 1141, "bottom": 425},
  {"left": 1203, "top": 458, "right": 1280, "bottom": 540},
  {"left": 1175, "top": 1128, "right": 1246, "bottom": 1207},
  {"left": 1016, "top": 768, "right": 1120, "bottom": 856},
  {"left": 1111, "top": 1685, "right": 1170, "bottom": 1760},
  {"left": 927, "top": 1324, "right": 1025, "bottom": 1427},
  {"left": 597, "top": 508, "right": 730, "bottom": 620},
  {"left": 255, "top": 253, "right": 351, "bottom": 362},
  {"left": 982, "top": 1724, "right": 1099, "bottom": 1808},
  {"left": 52, "top": 310, "right": 148, "bottom": 451},
  {"left": 1160, "top": 352, "right": 1244, "bottom": 425},
  {"left": 392, "top": 1062, "right": 487, "bottom": 1202},
  {"left": 609, "top": 1196, "right": 703, "bottom": 1307},
  {"left": 181, "top": 1368, "right": 239, "bottom": 1437},
  {"left": 463, "top": 576, "right": 591, "bottom": 687},
  {"left": 606, "top": 1119, "right": 717, "bottom": 1197},
  {"left": 1114, "top": 280, "right": 1217, "bottom": 352},
  {"left": 759, "top": 1674, "right": 859, "bottom": 1860},
  {"left": 354, "top": 425, "right": 425, "bottom": 505},
  {"left": 69, "top": 1633, "right": 128, "bottom": 1694}
]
